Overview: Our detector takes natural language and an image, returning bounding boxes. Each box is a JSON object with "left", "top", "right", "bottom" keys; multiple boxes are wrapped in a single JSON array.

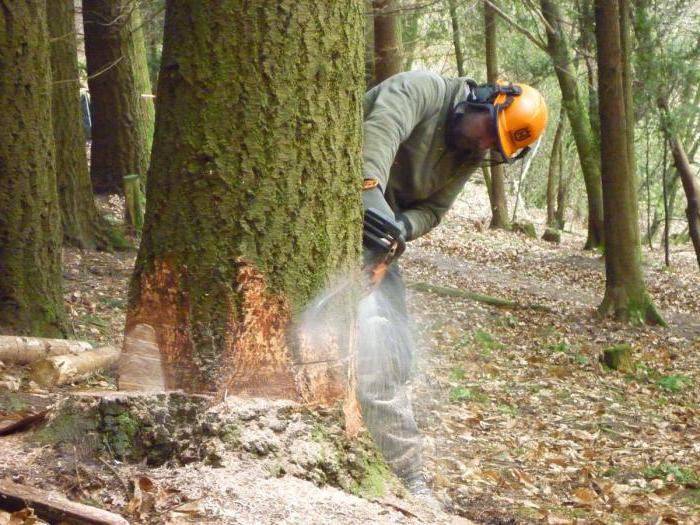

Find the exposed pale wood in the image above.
[
  {"left": 0, "top": 479, "right": 129, "bottom": 525},
  {"left": 118, "top": 323, "right": 166, "bottom": 391},
  {"left": 30, "top": 347, "right": 120, "bottom": 387},
  {"left": 0, "top": 336, "right": 91, "bottom": 365}
]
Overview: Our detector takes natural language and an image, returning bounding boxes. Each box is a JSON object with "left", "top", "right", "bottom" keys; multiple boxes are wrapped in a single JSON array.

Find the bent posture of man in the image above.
[{"left": 358, "top": 70, "right": 547, "bottom": 496}]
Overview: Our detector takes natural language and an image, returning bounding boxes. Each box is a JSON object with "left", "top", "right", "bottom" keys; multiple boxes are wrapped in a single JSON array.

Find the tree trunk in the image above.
[
  {"left": 540, "top": 0, "right": 605, "bottom": 249},
  {"left": 546, "top": 109, "right": 566, "bottom": 227},
  {"left": 555, "top": 140, "right": 574, "bottom": 229},
  {"left": 121, "top": 1, "right": 364, "bottom": 416},
  {"left": 0, "top": 1, "right": 68, "bottom": 337},
  {"left": 595, "top": 0, "right": 663, "bottom": 324},
  {"left": 372, "top": 0, "right": 402, "bottom": 83},
  {"left": 484, "top": 0, "right": 509, "bottom": 229},
  {"left": 82, "top": 0, "right": 155, "bottom": 196},
  {"left": 448, "top": 0, "right": 465, "bottom": 76},
  {"left": 401, "top": 4, "right": 420, "bottom": 71},
  {"left": 48, "top": 0, "right": 122, "bottom": 251},
  {"left": 658, "top": 98, "right": 700, "bottom": 269}
]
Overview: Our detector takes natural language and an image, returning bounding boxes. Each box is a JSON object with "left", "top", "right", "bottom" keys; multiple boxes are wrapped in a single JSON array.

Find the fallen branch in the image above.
[
  {"left": 0, "top": 479, "right": 128, "bottom": 525},
  {"left": 0, "top": 410, "right": 48, "bottom": 436},
  {"left": 0, "top": 336, "right": 92, "bottom": 365},
  {"left": 407, "top": 282, "right": 552, "bottom": 312},
  {"left": 30, "top": 347, "right": 120, "bottom": 387}
]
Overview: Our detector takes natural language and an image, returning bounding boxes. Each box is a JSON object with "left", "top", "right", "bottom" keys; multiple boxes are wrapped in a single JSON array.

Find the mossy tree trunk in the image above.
[
  {"left": 0, "top": 1, "right": 68, "bottom": 337},
  {"left": 448, "top": 0, "right": 465, "bottom": 77},
  {"left": 484, "top": 0, "right": 509, "bottom": 230},
  {"left": 82, "top": 0, "right": 155, "bottom": 197},
  {"left": 122, "top": 1, "right": 364, "bottom": 408},
  {"left": 372, "top": 0, "right": 402, "bottom": 83},
  {"left": 541, "top": 0, "right": 605, "bottom": 249},
  {"left": 546, "top": 109, "right": 566, "bottom": 227},
  {"left": 48, "top": 0, "right": 121, "bottom": 251},
  {"left": 595, "top": 0, "right": 663, "bottom": 324}
]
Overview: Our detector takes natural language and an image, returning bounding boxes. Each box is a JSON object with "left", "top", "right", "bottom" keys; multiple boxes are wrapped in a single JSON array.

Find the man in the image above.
[{"left": 358, "top": 71, "right": 547, "bottom": 497}]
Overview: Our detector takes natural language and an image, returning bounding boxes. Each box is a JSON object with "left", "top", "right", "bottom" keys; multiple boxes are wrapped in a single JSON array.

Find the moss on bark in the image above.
[
  {"left": 0, "top": 1, "right": 68, "bottom": 337},
  {"left": 126, "top": 1, "right": 364, "bottom": 394},
  {"left": 48, "top": 0, "right": 124, "bottom": 251},
  {"left": 83, "top": 0, "right": 155, "bottom": 196}
]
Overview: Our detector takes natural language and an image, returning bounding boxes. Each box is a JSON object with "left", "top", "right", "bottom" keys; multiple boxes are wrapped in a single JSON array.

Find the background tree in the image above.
[
  {"left": 120, "top": 0, "right": 364, "bottom": 409},
  {"left": 545, "top": 108, "right": 566, "bottom": 228},
  {"left": 595, "top": 0, "right": 663, "bottom": 323},
  {"left": 82, "top": 0, "right": 155, "bottom": 199},
  {"left": 48, "top": 0, "right": 123, "bottom": 251},
  {"left": 0, "top": 1, "right": 68, "bottom": 336},
  {"left": 539, "top": 0, "right": 605, "bottom": 249},
  {"left": 484, "top": 0, "right": 509, "bottom": 229},
  {"left": 448, "top": 0, "right": 466, "bottom": 76},
  {"left": 373, "top": 0, "right": 402, "bottom": 83}
]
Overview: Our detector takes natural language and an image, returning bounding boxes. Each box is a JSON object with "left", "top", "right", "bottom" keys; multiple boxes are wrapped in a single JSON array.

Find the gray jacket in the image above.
[{"left": 362, "top": 71, "right": 484, "bottom": 240}]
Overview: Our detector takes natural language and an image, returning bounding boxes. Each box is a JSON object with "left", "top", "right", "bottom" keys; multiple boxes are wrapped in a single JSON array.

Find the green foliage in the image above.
[
  {"left": 450, "top": 385, "right": 488, "bottom": 403},
  {"left": 449, "top": 367, "right": 467, "bottom": 381},
  {"left": 642, "top": 464, "right": 700, "bottom": 486},
  {"left": 473, "top": 329, "right": 504, "bottom": 354},
  {"left": 655, "top": 374, "right": 692, "bottom": 393}
]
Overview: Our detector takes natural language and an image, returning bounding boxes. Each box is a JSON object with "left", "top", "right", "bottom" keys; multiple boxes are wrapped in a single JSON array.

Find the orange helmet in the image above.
[{"left": 464, "top": 80, "right": 548, "bottom": 162}]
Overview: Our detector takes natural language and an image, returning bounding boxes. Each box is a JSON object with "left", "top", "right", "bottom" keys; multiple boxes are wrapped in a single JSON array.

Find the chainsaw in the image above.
[{"left": 362, "top": 208, "right": 406, "bottom": 295}]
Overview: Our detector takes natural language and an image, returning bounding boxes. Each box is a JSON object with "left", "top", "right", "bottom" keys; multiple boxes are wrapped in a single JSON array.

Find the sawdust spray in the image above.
[{"left": 297, "top": 274, "right": 421, "bottom": 477}]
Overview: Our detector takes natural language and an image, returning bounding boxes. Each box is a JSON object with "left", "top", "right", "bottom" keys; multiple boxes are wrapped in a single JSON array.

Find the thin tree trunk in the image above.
[
  {"left": 82, "top": 0, "right": 155, "bottom": 198},
  {"left": 540, "top": 0, "right": 605, "bottom": 249},
  {"left": 595, "top": 0, "right": 663, "bottom": 324},
  {"left": 658, "top": 98, "right": 700, "bottom": 269},
  {"left": 401, "top": 4, "right": 420, "bottom": 71},
  {"left": 448, "top": 0, "right": 465, "bottom": 76},
  {"left": 121, "top": 1, "right": 364, "bottom": 420},
  {"left": 546, "top": 110, "right": 566, "bottom": 226},
  {"left": 48, "top": 0, "right": 123, "bottom": 251},
  {"left": 512, "top": 136, "right": 543, "bottom": 222},
  {"left": 662, "top": 139, "right": 671, "bottom": 266},
  {"left": 555, "top": 140, "right": 574, "bottom": 229},
  {"left": 0, "top": 1, "right": 68, "bottom": 337},
  {"left": 484, "top": 0, "right": 509, "bottom": 229},
  {"left": 372, "top": 0, "right": 402, "bottom": 83}
]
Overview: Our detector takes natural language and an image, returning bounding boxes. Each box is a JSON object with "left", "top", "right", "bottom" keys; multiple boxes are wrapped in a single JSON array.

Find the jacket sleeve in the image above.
[
  {"left": 363, "top": 71, "right": 445, "bottom": 191},
  {"left": 401, "top": 174, "right": 471, "bottom": 240}
]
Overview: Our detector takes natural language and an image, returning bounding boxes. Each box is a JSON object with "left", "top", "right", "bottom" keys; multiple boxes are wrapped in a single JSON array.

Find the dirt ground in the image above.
[{"left": 1, "top": 183, "right": 699, "bottom": 524}]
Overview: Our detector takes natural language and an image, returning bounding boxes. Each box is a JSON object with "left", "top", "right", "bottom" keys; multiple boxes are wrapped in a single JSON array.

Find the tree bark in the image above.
[
  {"left": 484, "top": 0, "right": 509, "bottom": 229},
  {"left": 82, "top": 0, "right": 155, "bottom": 196},
  {"left": 546, "top": 109, "right": 566, "bottom": 227},
  {"left": 658, "top": 98, "right": 700, "bottom": 269},
  {"left": 0, "top": 1, "right": 68, "bottom": 337},
  {"left": 595, "top": 0, "right": 663, "bottom": 324},
  {"left": 48, "top": 0, "right": 123, "bottom": 251},
  {"left": 372, "top": 0, "right": 402, "bottom": 83},
  {"left": 448, "top": 0, "right": 465, "bottom": 76},
  {"left": 541, "top": 0, "right": 605, "bottom": 249},
  {"left": 121, "top": 1, "right": 364, "bottom": 418}
]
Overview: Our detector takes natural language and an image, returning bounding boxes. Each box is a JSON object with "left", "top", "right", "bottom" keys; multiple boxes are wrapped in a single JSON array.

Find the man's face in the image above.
[{"left": 452, "top": 110, "right": 498, "bottom": 151}]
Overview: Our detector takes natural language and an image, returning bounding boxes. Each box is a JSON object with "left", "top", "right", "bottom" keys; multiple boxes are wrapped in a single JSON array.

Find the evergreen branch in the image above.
[{"left": 483, "top": 0, "right": 547, "bottom": 52}]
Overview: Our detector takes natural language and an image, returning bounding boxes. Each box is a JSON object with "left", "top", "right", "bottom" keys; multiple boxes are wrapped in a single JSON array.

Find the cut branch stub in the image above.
[{"left": 601, "top": 344, "right": 633, "bottom": 372}]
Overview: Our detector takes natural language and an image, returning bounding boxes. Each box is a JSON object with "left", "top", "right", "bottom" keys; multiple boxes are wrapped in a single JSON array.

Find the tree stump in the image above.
[
  {"left": 542, "top": 227, "right": 561, "bottom": 244},
  {"left": 602, "top": 344, "right": 633, "bottom": 372},
  {"left": 512, "top": 221, "right": 537, "bottom": 239}
]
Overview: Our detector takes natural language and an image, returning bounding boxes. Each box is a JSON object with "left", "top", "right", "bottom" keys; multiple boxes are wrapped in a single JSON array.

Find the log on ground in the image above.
[
  {"left": 0, "top": 336, "right": 91, "bottom": 365},
  {"left": 30, "top": 347, "right": 120, "bottom": 387},
  {"left": 0, "top": 479, "right": 128, "bottom": 525}
]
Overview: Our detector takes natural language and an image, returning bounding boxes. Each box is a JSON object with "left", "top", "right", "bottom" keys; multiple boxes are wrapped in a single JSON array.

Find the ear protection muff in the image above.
[{"left": 450, "top": 80, "right": 531, "bottom": 162}]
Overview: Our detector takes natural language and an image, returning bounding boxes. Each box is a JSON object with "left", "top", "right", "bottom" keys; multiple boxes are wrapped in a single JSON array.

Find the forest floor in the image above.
[{"left": 1, "top": 183, "right": 699, "bottom": 524}]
